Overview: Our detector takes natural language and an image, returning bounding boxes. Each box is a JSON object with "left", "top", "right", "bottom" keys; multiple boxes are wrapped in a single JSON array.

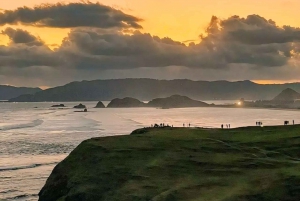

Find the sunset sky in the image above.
[{"left": 1, "top": 0, "right": 300, "bottom": 87}]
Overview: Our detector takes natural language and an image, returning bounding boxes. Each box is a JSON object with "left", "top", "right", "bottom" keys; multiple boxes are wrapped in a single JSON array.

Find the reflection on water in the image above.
[{"left": 0, "top": 102, "right": 299, "bottom": 200}]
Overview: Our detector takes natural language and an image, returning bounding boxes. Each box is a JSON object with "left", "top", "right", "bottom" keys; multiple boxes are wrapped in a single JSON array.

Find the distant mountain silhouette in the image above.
[
  {"left": 107, "top": 97, "right": 146, "bottom": 108},
  {"left": 8, "top": 79, "right": 300, "bottom": 102},
  {"left": 272, "top": 88, "right": 300, "bottom": 102},
  {"left": 0, "top": 85, "right": 41, "bottom": 100},
  {"left": 147, "top": 95, "right": 209, "bottom": 108}
]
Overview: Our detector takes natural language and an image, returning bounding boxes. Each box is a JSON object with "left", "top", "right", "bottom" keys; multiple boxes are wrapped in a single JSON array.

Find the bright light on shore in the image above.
[{"left": 237, "top": 101, "right": 242, "bottom": 106}]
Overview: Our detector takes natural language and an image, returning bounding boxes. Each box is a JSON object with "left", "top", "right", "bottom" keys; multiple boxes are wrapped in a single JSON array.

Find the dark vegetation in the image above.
[{"left": 40, "top": 125, "right": 300, "bottom": 201}]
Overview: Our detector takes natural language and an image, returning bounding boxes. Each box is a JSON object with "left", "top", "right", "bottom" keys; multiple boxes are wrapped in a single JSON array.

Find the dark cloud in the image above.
[
  {"left": 58, "top": 14, "right": 299, "bottom": 70},
  {"left": 219, "top": 15, "right": 300, "bottom": 44},
  {"left": 2, "top": 27, "right": 44, "bottom": 46},
  {"left": 1, "top": 14, "right": 300, "bottom": 87},
  {"left": 0, "top": 2, "right": 142, "bottom": 29},
  {"left": 0, "top": 28, "right": 59, "bottom": 68}
]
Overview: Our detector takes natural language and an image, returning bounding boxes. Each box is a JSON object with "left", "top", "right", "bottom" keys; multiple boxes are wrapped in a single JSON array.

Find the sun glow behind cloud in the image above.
[{"left": 1, "top": 0, "right": 300, "bottom": 47}]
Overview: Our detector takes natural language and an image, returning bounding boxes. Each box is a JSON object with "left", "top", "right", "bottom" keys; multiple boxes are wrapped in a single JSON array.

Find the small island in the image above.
[
  {"left": 39, "top": 125, "right": 300, "bottom": 201},
  {"left": 107, "top": 97, "right": 147, "bottom": 108},
  {"left": 94, "top": 101, "right": 105, "bottom": 108},
  {"left": 73, "top": 103, "right": 86, "bottom": 109},
  {"left": 147, "top": 95, "right": 209, "bottom": 108}
]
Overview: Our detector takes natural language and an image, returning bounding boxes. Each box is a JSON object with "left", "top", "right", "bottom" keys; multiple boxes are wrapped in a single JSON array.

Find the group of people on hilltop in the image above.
[
  {"left": 256, "top": 122, "right": 263, "bottom": 126},
  {"left": 151, "top": 123, "right": 172, "bottom": 128},
  {"left": 183, "top": 123, "right": 191, "bottom": 127},
  {"left": 221, "top": 124, "right": 230, "bottom": 129}
]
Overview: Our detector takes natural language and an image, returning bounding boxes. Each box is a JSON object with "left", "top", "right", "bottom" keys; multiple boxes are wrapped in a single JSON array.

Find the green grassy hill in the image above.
[{"left": 39, "top": 126, "right": 300, "bottom": 201}]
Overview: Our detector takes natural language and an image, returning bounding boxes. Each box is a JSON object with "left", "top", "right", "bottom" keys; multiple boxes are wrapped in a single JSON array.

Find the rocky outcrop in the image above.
[
  {"left": 94, "top": 101, "right": 105, "bottom": 108},
  {"left": 107, "top": 97, "right": 146, "bottom": 108},
  {"left": 147, "top": 95, "right": 209, "bottom": 108},
  {"left": 73, "top": 103, "right": 86, "bottom": 109}
]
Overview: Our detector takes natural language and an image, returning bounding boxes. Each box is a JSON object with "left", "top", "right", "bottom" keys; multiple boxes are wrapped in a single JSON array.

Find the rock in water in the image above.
[
  {"left": 95, "top": 101, "right": 105, "bottom": 108},
  {"left": 51, "top": 104, "right": 65, "bottom": 108},
  {"left": 73, "top": 103, "right": 86, "bottom": 109}
]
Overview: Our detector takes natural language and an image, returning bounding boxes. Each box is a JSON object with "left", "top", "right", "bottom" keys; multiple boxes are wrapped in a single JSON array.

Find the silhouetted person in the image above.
[
  {"left": 229, "top": 124, "right": 230, "bottom": 129},
  {"left": 189, "top": 123, "right": 191, "bottom": 127},
  {"left": 293, "top": 120, "right": 295, "bottom": 125},
  {"left": 221, "top": 124, "right": 224, "bottom": 129},
  {"left": 183, "top": 123, "right": 185, "bottom": 127}
]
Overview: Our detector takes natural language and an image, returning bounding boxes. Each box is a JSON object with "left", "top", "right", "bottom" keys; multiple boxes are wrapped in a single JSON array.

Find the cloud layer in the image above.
[
  {"left": 0, "top": 2, "right": 142, "bottom": 29},
  {"left": 0, "top": 2, "right": 300, "bottom": 87}
]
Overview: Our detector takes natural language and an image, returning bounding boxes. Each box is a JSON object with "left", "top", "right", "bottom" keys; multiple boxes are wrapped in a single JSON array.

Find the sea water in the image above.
[{"left": 0, "top": 101, "right": 299, "bottom": 200}]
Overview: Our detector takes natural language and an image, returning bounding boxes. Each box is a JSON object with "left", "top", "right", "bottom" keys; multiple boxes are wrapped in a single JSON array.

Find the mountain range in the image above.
[
  {"left": 0, "top": 85, "right": 41, "bottom": 100},
  {"left": 8, "top": 79, "right": 300, "bottom": 102}
]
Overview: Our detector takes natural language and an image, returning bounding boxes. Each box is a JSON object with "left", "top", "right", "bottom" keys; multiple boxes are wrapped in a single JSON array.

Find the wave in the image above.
[
  {"left": 0, "top": 162, "right": 58, "bottom": 172},
  {"left": 0, "top": 119, "right": 44, "bottom": 131}
]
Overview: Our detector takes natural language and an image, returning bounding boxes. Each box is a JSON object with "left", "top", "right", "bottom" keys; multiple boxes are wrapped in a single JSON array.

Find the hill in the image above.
[
  {"left": 147, "top": 95, "right": 209, "bottom": 108},
  {"left": 0, "top": 85, "right": 41, "bottom": 100},
  {"left": 9, "top": 79, "right": 300, "bottom": 102},
  {"left": 272, "top": 88, "right": 300, "bottom": 102},
  {"left": 39, "top": 126, "right": 300, "bottom": 201}
]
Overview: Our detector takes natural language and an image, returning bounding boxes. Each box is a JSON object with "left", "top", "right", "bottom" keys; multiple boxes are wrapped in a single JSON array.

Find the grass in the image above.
[{"left": 39, "top": 125, "right": 300, "bottom": 201}]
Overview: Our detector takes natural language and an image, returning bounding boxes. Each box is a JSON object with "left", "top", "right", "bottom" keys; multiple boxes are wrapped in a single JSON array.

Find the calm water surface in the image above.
[{"left": 0, "top": 101, "right": 299, "bottom": 200}]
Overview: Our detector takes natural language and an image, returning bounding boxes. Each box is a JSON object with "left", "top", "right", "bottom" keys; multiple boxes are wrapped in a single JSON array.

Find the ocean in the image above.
[{"left": 0, "top": 101, "right": 299, "bottom": 200}]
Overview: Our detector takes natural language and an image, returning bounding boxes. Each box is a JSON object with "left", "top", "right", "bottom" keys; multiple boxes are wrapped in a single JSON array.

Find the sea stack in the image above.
[{"left": 95, "top": 101, "right": 105, "bottom": 108}]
